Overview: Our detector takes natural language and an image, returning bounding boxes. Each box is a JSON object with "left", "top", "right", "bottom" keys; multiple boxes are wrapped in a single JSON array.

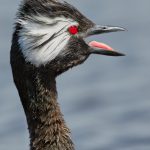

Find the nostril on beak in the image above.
[{"left": 102, "top": 26, "right": 107, "bottom": 30}]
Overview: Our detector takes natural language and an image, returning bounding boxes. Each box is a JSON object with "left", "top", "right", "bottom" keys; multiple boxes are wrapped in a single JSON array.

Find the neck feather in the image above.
[{"left": 14, "top": 67, "right": 74, "bottom": 150}]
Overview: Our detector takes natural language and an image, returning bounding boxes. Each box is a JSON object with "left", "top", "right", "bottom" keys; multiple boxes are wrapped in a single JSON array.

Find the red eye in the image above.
[{"left": 68, "top": 25, "right": 78, "bottom": 35}]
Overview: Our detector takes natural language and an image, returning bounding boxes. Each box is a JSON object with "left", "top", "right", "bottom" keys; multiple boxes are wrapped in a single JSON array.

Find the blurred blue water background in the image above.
[{"left": 0, "top": 0, "right": 150, "bottom": 150}]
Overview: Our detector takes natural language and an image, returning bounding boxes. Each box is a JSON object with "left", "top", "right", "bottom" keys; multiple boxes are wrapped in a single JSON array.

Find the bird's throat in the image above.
[{"left": 15, "top": 69, "right": 74, "bottom": 150}]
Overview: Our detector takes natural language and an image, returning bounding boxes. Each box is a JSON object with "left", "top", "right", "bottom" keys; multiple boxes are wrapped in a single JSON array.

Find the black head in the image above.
[{"left": 12, "top": 0, "right": 125, "bottom": 76}]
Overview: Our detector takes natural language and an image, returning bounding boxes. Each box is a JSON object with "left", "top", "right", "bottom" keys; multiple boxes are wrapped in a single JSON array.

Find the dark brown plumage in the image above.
[{"left": 10, "top": 0, "right": 124, "bottom": 149}]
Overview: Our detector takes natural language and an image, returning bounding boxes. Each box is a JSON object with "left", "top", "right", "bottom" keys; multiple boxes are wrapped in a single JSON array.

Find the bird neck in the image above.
[{"left": 20, "top": 70, "right": 74, "bottom": 150}]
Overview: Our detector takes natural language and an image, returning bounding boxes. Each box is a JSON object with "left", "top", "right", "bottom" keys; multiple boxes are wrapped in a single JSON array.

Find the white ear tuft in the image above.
[{"left": 18, "top": 15, "right": 78, "bottom": 67}]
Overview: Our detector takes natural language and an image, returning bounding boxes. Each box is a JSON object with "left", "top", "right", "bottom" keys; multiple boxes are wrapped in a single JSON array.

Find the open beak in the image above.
[{"left": 82, "top": 25, "right": 125, "bottom": 56}]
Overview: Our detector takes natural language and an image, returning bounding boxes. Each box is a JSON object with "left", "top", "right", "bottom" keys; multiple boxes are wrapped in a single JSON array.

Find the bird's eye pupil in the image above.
[{"left": 68, "top": 26, "right": 78, "bottom": 35}]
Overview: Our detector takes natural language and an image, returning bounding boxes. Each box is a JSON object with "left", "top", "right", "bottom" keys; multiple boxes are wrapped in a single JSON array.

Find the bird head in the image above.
[{"left": 16, "top": 0, "right": 125, "bottom": 75}]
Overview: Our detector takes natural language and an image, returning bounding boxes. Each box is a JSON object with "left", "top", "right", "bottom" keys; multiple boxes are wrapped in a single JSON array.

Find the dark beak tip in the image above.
[
  {"left": 108, "top": 26, "right": 126, "bottom": 32},
  {"left": 90, "top": 47, "right": 125, "bottom": 57},
  {"left": 107, "top": 50, "right": 126, "bottom": 57},
  {"left": 122, "top": 27, "right": 128, "bottom": 32},
  {"left": 115, "top": 53, "right": 126, "bottom": 56}
]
